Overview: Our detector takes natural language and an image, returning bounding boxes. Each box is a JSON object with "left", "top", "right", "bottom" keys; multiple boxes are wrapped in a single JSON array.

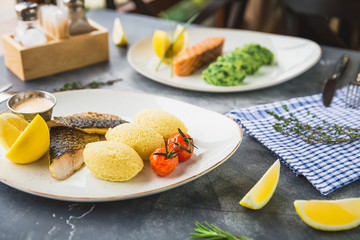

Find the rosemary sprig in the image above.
[
  {"left": 190, "top": 221, "right": 253, "bottom": 240},
  {"left": 265, "top": 105, "right": 360, "bottom": 145},
  {"left": 53, "top": 79, "right": 122, "bottom": 92},
  {"left": 155, "top": 12, "right": 199, "bottom": 72}
]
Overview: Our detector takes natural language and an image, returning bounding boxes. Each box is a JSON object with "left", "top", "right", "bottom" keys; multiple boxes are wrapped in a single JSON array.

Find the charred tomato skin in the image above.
[
  {"left": 167, "top": 132, "right": 194, "bottom": 162},
  {"left": 150, "top": 146, "right": 179, "bottom": 176}
]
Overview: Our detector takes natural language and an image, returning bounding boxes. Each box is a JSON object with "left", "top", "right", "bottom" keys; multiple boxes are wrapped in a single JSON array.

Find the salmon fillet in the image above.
[{"left": 173, "top": 37, "right": 225, "bottom": 76}]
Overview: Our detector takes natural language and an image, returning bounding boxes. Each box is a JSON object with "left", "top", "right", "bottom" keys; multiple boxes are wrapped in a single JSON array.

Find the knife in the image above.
[
  {"left": 0, "top": 92, "right": 14, "bottom": 105},
  {"left": 0, "top": 84, "right": 14, "bottom": 105},
  {"left": 0, "top": 83, "right": 12, "bottom": 93},
  {"left": 322, "top": 54, "right": 349, "bottom": 107}
]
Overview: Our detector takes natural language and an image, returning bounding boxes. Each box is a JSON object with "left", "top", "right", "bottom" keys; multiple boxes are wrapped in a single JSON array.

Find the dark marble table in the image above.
[{"left": 0, "top": 9, "right": 359, "bottom": 240}]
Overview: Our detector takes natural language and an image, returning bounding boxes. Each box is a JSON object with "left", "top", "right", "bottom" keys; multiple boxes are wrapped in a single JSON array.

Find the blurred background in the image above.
[{"left": 1, "top": 0, "right": 360, "bottom": 54}]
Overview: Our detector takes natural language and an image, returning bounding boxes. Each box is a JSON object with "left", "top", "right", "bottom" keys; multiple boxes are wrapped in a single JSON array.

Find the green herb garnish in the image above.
[
  {"left": 53, "top": 79, "right": 122, "bottom": 92},
  {"left": 190, "top": 221, "right": 253, "bottom": 240},
  {"left": 266, "top": 105, "right": 360, "bottom": 144},
  {"left": 153, "top": 141, "right": 180, "bottom": 159},
  {"left": 155, "top": 12, "right": 199, "bottom": 75},
  {"left": 172, "top": 128, "right": 197, "bottom": 153}
]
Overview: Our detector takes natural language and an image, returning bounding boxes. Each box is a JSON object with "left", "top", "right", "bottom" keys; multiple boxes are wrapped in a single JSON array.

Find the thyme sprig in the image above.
[
  {"left": 265, "top": 105, "right": 360, "bottom": 145},
  {"left": 53, "top": 79, "right": 122, "bottom": 92},
  {"left": 190, "top": 221, "right": 253, "bottom": 240}
]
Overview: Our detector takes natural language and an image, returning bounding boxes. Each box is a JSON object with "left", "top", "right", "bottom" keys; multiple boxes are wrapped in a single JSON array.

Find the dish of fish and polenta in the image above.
[{"left": 0, "top": 89, "right": 242, "bottom": 201}]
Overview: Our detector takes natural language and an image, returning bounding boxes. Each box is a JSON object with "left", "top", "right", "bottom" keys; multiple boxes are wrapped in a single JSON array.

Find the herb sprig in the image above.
[
  {"left": 172, "top": 128, "right": 197, "bottom": 153},
  {"left": 153, "top": 141, "right": 180, "bottom": 159},
  {"left": 190, "top": 221, "right": 253, "bottom": 240},
  {"left": 155, "top": 13, "right": 199, "bottom": 74},
  {"left": 53, "top": 79, "right": 122, "bottom": 92},
  {"left": 266, "top": 105, "right": 360, "bottom": 145}
]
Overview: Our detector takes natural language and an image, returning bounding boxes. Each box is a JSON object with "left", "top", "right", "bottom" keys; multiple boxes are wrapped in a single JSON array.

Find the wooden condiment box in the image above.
[{"left": 2, "top": 19, "right": 108, "bottom": 81}]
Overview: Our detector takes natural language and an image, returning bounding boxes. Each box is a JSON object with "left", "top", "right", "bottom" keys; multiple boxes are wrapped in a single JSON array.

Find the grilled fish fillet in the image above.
[
  {"left": 47, "top": 112, "right": 128, "bottom": 135},
  {"left": 49, "top": 127, "right": 100, "bottom": 180},
  {"left": 173, "top": 37, "right": 225, "bottom": 76}
]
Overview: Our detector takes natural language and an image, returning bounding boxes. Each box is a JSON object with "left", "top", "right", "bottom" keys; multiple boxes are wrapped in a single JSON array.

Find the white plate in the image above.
[
  {"left": 0, "top": 90, "right": 242, "bottom": 202},
  {"left": 128, "top": 28, "right": 321, "bottom": 92}
]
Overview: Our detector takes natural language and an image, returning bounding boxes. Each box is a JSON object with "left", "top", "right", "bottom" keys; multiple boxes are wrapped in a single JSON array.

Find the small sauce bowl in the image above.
[{"left": 7, "top": 91, "right": 56, "bottom": 122}]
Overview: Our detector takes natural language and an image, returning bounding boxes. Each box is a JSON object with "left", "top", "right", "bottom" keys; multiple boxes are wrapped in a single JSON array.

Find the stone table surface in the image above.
[{"left": 0, "top": 9, "right": 359, "bottom": 240}]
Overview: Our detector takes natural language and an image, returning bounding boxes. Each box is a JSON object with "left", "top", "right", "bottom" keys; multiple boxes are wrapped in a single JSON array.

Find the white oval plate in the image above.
[
  {"left": 128, "top": 28, "right": 321, "bottom": 92},
  {"left": 0, "top": 90, "right": 242, "bottom": 202}
]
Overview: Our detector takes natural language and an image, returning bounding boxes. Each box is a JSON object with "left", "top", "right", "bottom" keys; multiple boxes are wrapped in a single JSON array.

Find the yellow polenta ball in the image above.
[
  {"left": 105, "top": 123, "right": 164, "bottom": 160},
  {"left": 83, "top": 141, "right": 143, "bottom": 182},
  {"left": 132, "top": 109, "right": 188, "bottom": 140}
]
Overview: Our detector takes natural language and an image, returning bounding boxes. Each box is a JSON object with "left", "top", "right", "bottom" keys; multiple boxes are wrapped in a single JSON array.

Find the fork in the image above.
[{"left": 345, "top": 72, "right": 360, "bottom": 109}]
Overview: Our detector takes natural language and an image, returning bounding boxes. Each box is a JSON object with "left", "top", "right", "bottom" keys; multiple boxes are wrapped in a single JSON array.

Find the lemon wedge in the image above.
[
  {"left": 294, "top": 198, "right": 360, "bottom": 231},
  {"left": 2, "top": 114, "right": 50, "bottom": 164},
  {"left": 240, "top": 159, "right": 280, "bottom": 210},
  {"left": 153, "top": 30, "right": 171, "bottom": 60},
  {"left": 0, "top": 113, "right": 29, "bottom": 151},
  {"left": 172, "top": 24, "right": 188, "bottom": 57},
  {"left": 112, "top": 17, "right": 127, "bottom": 46},
  {"left": 152, "top": 24, "right": 188, "bottom": 63}
]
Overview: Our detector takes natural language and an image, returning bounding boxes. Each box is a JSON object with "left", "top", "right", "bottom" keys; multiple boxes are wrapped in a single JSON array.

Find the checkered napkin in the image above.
[{"left": 228, "top": 87, "right": 360, "bottom": 195}]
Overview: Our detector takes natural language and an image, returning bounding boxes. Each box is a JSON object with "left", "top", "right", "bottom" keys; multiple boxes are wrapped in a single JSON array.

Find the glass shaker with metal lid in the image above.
[
  {"left": 63, "top": 0, "right": 91, "bottom": 36},
  {"left": 14, "top": 2, "right": 47, "bottom": 47}
]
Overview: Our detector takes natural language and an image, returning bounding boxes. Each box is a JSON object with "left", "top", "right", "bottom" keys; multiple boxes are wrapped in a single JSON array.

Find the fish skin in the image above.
[
  {"left": 49, "top": 127, "right": 99, "bottom": 180},
  {"left": 47, "top": 112, "right": 128, "bottom": 134}
]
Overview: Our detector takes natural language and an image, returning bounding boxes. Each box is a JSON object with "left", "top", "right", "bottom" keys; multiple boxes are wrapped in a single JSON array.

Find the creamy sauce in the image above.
[{"left": 12, "top": 97, "right": 54, "bottom": 113}]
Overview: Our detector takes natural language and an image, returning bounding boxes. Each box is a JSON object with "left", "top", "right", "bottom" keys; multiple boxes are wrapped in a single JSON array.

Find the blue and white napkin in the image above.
[{"left": 228, "top": 87, "right": 360, "bottom": 195}]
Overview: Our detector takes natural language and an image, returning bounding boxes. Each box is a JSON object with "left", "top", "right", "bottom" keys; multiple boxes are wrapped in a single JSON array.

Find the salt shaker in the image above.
[
  {"left": 14, "top": 2, "right": 47, "bottom": 47},
  {"left": 63, "top": 0, "right": 91, "bottom": 36}
]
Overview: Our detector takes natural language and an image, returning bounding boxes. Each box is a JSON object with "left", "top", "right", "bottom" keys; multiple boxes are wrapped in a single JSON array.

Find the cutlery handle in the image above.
[
  {"left": 333, "top": 54, "right": 349, "bottom": 79},
  {"left": 0, "top": 83, "right": 12, "bottom": 93}
]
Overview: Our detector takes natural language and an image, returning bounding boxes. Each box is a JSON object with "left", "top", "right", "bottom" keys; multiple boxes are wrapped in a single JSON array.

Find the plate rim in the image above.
[
  {"left": 127, "top": 27, "right": 322, "bottom": 93},
  {"left": 0, "top": 89, "right": 243, "bottom": 202}
]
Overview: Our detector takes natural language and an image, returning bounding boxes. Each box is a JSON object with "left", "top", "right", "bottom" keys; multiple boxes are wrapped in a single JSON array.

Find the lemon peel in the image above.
[
  {"left": 153, "top": 30, "right": 171, "bottom": 61},
  {"left": 5, "top": 114, "right": 50, "bottom": 164},
  {"left": 152, "top": 24, "right": 188, "bottom": 63},
  {"left": 0, "top": 113, "right": 29, "bottom": 150},
  {"left": 294, "top": 198, "right": 360, "bottom": 231},
  {"left": 112, "top": 17, "right": 127, "bottom": 46},
  {"left": 240, "top": 159, "right": 280, "bottom": 210}
]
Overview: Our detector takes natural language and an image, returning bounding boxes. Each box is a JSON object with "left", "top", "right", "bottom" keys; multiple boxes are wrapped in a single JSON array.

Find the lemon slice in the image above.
[
  {"left": 153, "top": 30, "right": 171, "bottom": 60},
  {"left": 172, "top": 24, "right": 188, "bottom": 57},
  {"left": 112, "top": 17, "right": 127, "bottom": 46},
  {"left": 294, "top": 198, "right": 360, "bottom": 231},
  {"left": 152, "top": 25, "right": 188, "bottom": 63},
  {"left": 0, "top": 113, "right": 29, "bottom": 151},
  {"left": 4, "top": 114, "right": 50, "bottom": 164},
  {"left": 240, "top": 159, "right": 280, "bottom": 209}
]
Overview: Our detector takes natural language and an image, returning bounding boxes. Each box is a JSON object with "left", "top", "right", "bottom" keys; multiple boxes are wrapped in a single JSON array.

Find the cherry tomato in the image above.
[
  {"left": 167, "top": 129, "right": 195, "bottom": 162},
  {"left": 150, "top": 145, "right": 179, "bottom": 176}
]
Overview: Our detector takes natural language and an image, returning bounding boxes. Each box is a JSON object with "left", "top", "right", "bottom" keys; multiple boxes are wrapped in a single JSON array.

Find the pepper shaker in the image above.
[{"left": 63, "top": 0, "right": 91, "bottom": 36}]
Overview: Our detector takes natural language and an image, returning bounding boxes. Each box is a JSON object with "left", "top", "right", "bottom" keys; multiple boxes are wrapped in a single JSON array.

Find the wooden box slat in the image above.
[{"left": 2, "top": 19, "right": 108, "bottom": 81}]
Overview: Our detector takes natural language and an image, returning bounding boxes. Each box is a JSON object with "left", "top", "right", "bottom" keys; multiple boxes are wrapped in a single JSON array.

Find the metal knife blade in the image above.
[
  {"left": 0, "top": 83, "right": 12, "bottom": 93},
  {"left": 322, "top": 54, "right": 349, "bottom": 107}
]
